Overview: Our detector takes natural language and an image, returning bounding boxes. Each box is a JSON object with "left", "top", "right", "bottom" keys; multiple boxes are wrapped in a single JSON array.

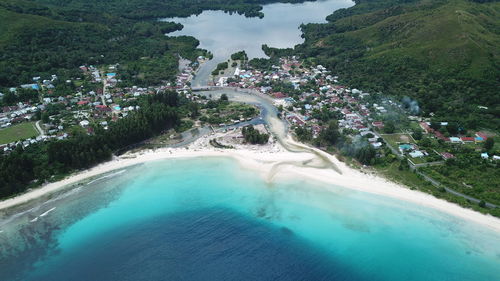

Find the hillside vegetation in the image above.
[
  {"left": 29, "top": 0, "right": 316, "bottom": 19},
  {"left": 0, "top": 0, "right": 208, "bottom": 87},
  {"left": 0, "top": 0, "right": 318, "bottom": 88},
  {"left": 297, "top": 0, "right": 499, "bottom": 129}
]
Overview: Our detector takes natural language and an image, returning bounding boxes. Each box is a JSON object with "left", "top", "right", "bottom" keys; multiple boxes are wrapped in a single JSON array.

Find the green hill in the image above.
[
  {"left": 297, "top": 0, "right": 500, "bottom": 129},
  {"left": 0, "top": 0, "right": 206, "bottom": 87},
  {"left": 0, "top": 0, "right": 316, "bottom": 88},
  {"left": 29, "top": 0, "right": 317, "bottom": 19}
]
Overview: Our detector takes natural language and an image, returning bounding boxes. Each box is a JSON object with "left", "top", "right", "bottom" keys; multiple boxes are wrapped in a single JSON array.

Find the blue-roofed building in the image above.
[
  {"left": 409, "top": 151, "right": 424, "bottom": 158},
  {"left": 399, "top": 144, "right": 413, "bottom": 151},
  {"left": 20, "top": 84, "right": 39, "bottom": 90}
]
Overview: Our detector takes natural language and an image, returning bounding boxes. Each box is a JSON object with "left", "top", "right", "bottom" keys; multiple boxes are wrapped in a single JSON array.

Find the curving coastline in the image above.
[
  {"left": 1, "top": 86, "right": 499, "bottom": 233},
  {"left": 1, "top": 132, "right": 499, "bottom": 233}
]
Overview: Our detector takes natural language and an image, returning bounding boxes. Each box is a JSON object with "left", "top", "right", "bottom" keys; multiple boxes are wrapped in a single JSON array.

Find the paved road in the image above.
[
  {"left": 35, "top": 121, "right": 45, "bottom": 137},
  {"left": 100, "top": 70, "right": 108, "bottom": 106},
  {"left": 414, "top": 169, "right": 497, "bottom": 208},
  {"left": 409, "top": 161, "right": 444, "bottom": 169}
]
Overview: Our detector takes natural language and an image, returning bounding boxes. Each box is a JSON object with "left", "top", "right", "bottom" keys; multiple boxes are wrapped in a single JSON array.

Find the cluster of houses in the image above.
[
  {"left": 2, "top": 54, "right": 497, "bottom": 165},
  {"left": 220, "top": 56, "right": 498, "bottom": 163},
  {"left": 0, "top": 64, "right": 155, "bottom": 151},
  {"left": 0, "top": 56, "right": 213, "bottom": 153},
  {"left": 0, "top": 133, "right": 69, "bottom": 153},
  {"left": 398, "top": 143, "right": 429, "bottom": 159},
  {"left": 0, "top": 105, "right": 38, "bottom": 129},
  {"left": 221, "top": 57, "right": 393, "bottom": 148},
  {"left": 419, "top": 122, "right": 489, "bottom": 144}
]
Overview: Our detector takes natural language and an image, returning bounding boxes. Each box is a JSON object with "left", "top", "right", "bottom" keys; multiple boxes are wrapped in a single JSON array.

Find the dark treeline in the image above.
[
  {"left": 0, "top": 92, "right": 182, "bottom": 199},
  {"left": 0, "top": 0, "right": 206, "bottom": 88},
  {"left": 0, "top": 0, "right": 318, "bottom": 88},
  {"left": 0, "top": 89, "right": 39, "bottom": 106},
  {"left": 231, "top": 51, "right": 249, "bottom": 61},
  {"left": 242, "top": 125, "right": 269, "bottom": 144},
  {"left": 212, "top": 62, "right": 229, "bottom": 76},
  {"left": 27, "top": 0, "right": 318, "bottom": 19}
]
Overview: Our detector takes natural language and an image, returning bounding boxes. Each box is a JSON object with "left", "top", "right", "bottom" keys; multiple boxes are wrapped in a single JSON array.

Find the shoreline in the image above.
[{"left": 1, "top": 139, "right": 500, "bottom": 233}]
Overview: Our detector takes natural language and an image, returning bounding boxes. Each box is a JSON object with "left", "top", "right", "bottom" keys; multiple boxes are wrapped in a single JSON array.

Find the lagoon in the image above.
[
  {"left": 1, "top": 157, "right": 499, "bottom": 280},
  {"left": 163, "top": 0, "right": 354, "bottom": 86}
]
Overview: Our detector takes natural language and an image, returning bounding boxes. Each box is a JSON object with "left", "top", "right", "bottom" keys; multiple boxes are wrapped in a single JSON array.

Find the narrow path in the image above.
[
  {"left": 35, "top": 121, "right": 45, "bottom": 137},
  {"left": 414, "top": 169, "right": 498, "bottom": 209}
]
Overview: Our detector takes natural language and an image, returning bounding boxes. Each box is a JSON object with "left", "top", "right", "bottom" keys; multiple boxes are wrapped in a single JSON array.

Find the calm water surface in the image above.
[
  {"left": 162, "top": 0, "right": 354, "bottom": 86},
  {"left": 0, "top": 158, "right": 499, "bottom": 281}
]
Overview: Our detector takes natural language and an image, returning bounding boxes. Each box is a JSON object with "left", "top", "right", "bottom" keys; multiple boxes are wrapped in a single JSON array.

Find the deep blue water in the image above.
[
  {"left": 1, "top": 157, "right": 499, "bottom": 281},
  {"left": 26, "top": 208, "right": 365, "bottom": 281}
]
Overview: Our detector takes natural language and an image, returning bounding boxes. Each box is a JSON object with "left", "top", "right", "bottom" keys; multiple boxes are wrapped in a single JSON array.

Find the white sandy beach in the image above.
[{"left": 1, "top": 131, "right": 500, "bottom": 233}]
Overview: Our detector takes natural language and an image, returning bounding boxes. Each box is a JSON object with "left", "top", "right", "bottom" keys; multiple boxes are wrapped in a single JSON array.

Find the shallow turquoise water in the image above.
[{"left": 1, "top": 157, "right": 499, "bottom": 280}]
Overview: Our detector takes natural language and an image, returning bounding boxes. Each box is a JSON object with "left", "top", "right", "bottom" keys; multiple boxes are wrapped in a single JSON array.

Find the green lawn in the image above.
[
  {"left": 381, "top": 133, "right": 415, "bottom": 149},
  {"left": 0, "top": 122, "right": 39, "bottom": 144},
  {"left": 407, "top": 156, "right": 427, "bottom": 165}
]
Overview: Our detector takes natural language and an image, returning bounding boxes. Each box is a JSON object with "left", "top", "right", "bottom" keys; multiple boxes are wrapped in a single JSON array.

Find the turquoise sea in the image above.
[{"left": 1, "top": 157, "right": 499, "bottom": 280}]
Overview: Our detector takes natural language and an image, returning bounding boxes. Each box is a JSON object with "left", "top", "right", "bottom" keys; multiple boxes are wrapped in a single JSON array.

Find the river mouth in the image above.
[
  {"left": 161, "top": 0, "right": 353, "bottom": 174},
  {"left": 197, "top": 88, "right": 343, "bottom": 174}
]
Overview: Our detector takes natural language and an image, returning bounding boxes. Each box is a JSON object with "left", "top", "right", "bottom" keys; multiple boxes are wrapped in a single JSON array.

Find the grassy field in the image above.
[
  {"left": 407, "top": 156, "right": 427, "bottom": 165},
  {"left": 0, "top": 122, "right": 39, "bottom": 144},
  {"left": 422, "top": 164, "right": 500, "bottom": 206},
  {"left": 381, "top": 133, "right": 415, "bottom": 148}
]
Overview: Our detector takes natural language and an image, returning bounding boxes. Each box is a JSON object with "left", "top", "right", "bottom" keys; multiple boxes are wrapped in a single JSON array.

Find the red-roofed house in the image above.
[
  {"left": 461, "top": 137, "right": 475, "bottom": 143},
  {"left": 434, "top": 131, "right": 449, "bottom": 142},
  {"left": 273, "top": 92, "right": 286, "bottom": 99},
  {"left": 95, "top": 105, "right": 110, "bottom": 111},
  {"left": 372, "top": 121, "right": 384, "bottom": 129},
  {"left": 476, "top": 132, "right": 488, "bottom": 140},
  {"left": 289, "top": 116, "right": 305, "bottom": 126},
  {"left": 441, "top": 152, "right": 455, "bottom": 160},
  {"left": 420, "top": 122, "right": 432, "bottom": 133}
]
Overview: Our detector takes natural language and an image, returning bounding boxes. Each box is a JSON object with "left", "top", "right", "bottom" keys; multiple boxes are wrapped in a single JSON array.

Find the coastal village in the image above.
[
  {"left": 0, "top": 58, "right": 202, "bottom": 152},
  {"left": 1, "top": 53, "right": 498, "bottom": 161},
  {"left": 210, "top": 56, "right": 498, "bottom": 162},
  {"left": 1, "top": 54, "right": 497, "bottom": 161},
  {"left": 1, "top": 0, "right": 500, "bottom": 278},
  {"left": 1, "top": 53, "right": 498, "bottom": 210}
]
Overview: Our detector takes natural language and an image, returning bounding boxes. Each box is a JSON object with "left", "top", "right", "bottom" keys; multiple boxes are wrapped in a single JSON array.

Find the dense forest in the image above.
[
  {"left": 0, "top": 0, "right": 209, "bottom": 88},
  {"left": 0, "top": 0, "right": 318, "bottom": 88},
  {"left": 28, "top": 0, "right": 317, "bottom": 19},
  {"left": 0, "top": 92, "right": 185, "bottom": 199},
  {"left": 292, "top": 0, "right": 500, "bottom": 130}
]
